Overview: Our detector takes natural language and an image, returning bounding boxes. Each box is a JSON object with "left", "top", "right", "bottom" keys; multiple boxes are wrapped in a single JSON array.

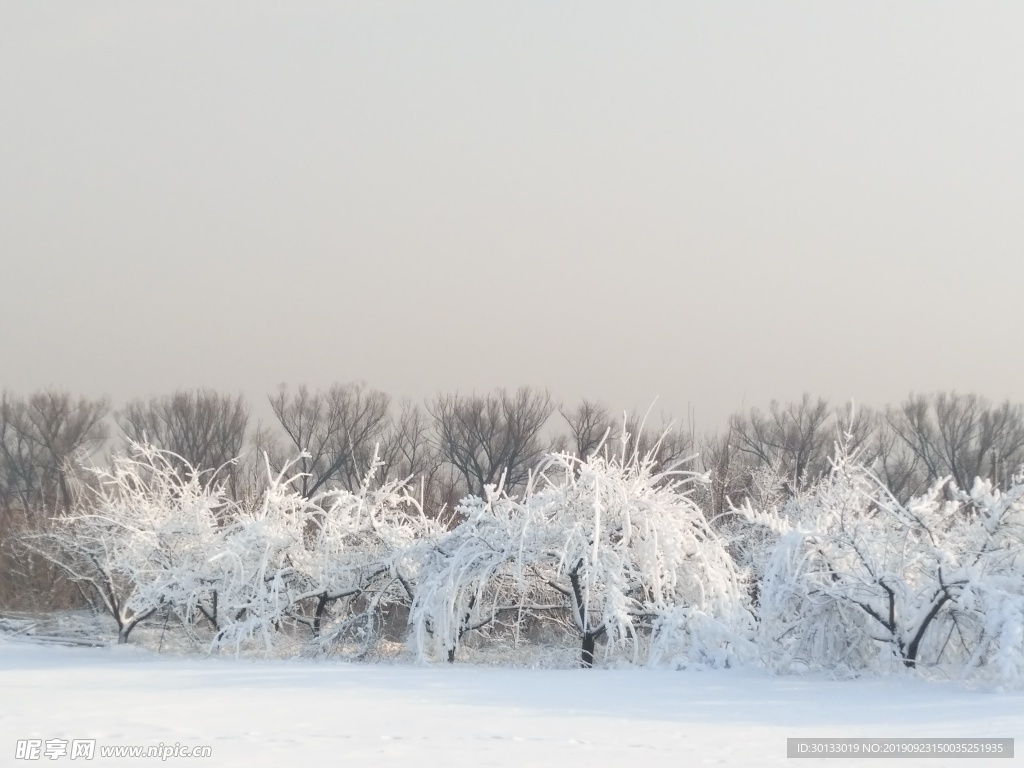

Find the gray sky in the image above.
[{"left": 2, "top": 2, "right": 1022, "bottom": 431}]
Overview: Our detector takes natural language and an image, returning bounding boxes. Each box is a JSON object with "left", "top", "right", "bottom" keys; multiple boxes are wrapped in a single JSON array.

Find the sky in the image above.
[{"left": 1, "top": 2, "right": 1022, "bottom": 432}]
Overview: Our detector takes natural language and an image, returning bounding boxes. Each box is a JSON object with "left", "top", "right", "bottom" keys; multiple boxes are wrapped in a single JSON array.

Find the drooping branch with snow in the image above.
[{"left": 412, "top": 436, "right": 752, "bottom": 667}]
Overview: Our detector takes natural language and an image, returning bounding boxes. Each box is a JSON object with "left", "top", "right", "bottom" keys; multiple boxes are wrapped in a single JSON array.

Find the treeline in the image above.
[
  {"left": 3, "top": 385, "right": 1023, "bottom": 519},
  {"left": 3, "top": 386, "right": 1024, "bottom": 609},
  {"left": 3, "top": 385, "right": 1024, "bottom": 680}
]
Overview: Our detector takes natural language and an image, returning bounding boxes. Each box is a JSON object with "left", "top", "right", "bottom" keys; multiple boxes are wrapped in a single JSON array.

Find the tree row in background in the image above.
[
  {"left": 11, "top": 431, "right": 1024, "bottom": 688},
  {"left": 3, "top": 385, "right": 1024, "bottom": 612}
]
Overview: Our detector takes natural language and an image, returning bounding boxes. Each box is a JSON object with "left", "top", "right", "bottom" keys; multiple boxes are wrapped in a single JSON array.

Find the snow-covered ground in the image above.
[{"left": 1, "top": 638, "right": 1022, "bottom": 767}]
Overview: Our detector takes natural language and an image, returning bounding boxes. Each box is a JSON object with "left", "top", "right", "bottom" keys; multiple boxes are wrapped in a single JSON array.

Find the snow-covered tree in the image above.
[
  {"left": 203, "top": 457, "right": 313, "bottom": 651},
  {"left": 412, "top": 438, "right": 751, "bottom": 667},
  {"left": 952, "top": 476, "right": 1024, "bottom": 685},
  {"left": 23, "top": 441, "right": 434, "bottom": 654},
  {"left": 23, "top": 443, "right": 230, "bottom": 643},
  {"left": 209, "top": 451, "right": 434, "bottom": 655},
  {"left": 410, "top": 488, "right": 560, "bottom": 663},
  {"left": 286, "top": 455, "right": 434, "bottom": 655},
  {"left": 739, "top": 431, "right": 1024, "bottom": 683}
]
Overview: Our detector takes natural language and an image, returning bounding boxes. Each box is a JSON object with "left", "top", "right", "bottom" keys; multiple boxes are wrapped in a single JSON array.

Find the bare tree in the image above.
[
  {"left": 118, "top": 390, "right": 249, "bottom": 496},
  {"left": 375, "top": 401, "right": 438, "bottom": 483},
  {"left": 0, "top": 390, "right": 109, "bottom": 516},
  {"left": 429, "top": 387, "right": 555, "bottom": 498},
  {"left": 0, "top": 390, "right": 109, "bottom": 609},
  {"left": 855, "top": 412, "right": 921, "bottom": 501},
  {"left": 887, "top": 392, "right": 1024, "bottom": 492},
  {"left": 728, "top": 394, "right": 834, "bottom": 493},
  {"left": 360, "top": 400, "right": 455, "bottom": 520},
  {"left": 264, "top": 383, "right": 391, "bottom": 497},
  {"left": 558, "top": 400, "right": 617, "bottom": 461}
]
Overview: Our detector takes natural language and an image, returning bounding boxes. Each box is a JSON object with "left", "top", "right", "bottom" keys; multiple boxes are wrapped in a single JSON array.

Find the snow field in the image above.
[{"left": 2, "top": 640, "right": 1022, "bottom": 768}]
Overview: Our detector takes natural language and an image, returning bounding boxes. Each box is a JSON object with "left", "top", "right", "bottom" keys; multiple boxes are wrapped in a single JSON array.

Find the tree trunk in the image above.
[
  {"left": 117, "top": 609, "right": 155, "bottom": 645},
  {"left": 581, "top": 632, "right": 597, "bottom": 668},
  {"left": 313, "top": 592, "right": 329, "bottom": 638},
  {"left": 903, "top": 594, "right": 951, "bottom": 668}
]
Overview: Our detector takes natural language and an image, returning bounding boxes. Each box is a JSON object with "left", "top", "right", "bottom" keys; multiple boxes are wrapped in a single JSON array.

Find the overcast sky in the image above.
[{"left": 1, "top": 2, "right": 1022, "bottom": 430}]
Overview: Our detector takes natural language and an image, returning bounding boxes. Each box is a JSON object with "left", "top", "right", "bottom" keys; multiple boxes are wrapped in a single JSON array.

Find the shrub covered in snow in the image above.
[
  {"left": 28, "top": 443, "right": 433, "bottom": 655},
  {"left": 23, "top": 443, "right": 230, "bottom": 643},
  {"left": 209, "top": 453, "right": 434, "bottom": 655},
  {"left": 738, "top": 432, "right": 1024, "bottom": 685},
  {"left": 23, "top": 432, "right": 1024, "bottom": 686},
  {"left": 411, "top": 440, "right": 752, "bottom": 667}
]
